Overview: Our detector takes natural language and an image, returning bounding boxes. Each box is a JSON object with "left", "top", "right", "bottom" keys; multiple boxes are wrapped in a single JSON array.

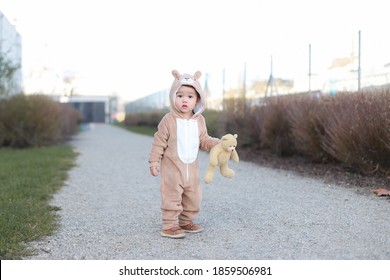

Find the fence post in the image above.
[{"left": 358, "top": 30, "right": 361, "bottom": 92}]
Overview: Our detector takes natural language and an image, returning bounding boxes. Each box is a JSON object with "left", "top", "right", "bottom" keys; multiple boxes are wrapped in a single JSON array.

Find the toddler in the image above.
[{"left": 149, "top": 70, "right": 219, "bottom": 239}]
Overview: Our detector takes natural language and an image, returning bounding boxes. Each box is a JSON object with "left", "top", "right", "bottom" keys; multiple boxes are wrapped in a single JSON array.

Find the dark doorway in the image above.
[{"left": 68, "top": 102, "right": 105, "bottom": 123}]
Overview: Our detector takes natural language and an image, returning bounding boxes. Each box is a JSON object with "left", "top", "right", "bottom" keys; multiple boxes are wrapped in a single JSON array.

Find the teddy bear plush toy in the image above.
[{"left": 204, "top": 133, "right": 239, "bottom": 184}]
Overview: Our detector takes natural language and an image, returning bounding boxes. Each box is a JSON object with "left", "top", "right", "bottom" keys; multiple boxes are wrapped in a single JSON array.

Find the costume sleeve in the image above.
[
  {"left": 148, "top": 115, "right": 170, "bottom": 165},
  {"left": 198, "top": 115, "right": 220, "bottom": 151}
]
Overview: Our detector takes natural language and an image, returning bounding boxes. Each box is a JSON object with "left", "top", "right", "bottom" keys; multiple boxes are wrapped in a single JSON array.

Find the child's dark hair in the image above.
[{"left": 181, "top": 85, "right": 201, "bottom": 100}]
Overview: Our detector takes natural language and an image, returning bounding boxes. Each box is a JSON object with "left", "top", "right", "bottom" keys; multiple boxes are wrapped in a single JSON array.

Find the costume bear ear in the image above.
[
  {"left": 234, "top": 134, "right": 238, "bottom": 138},
  {"left": 193, "top": 71, "right": 201, "bottom": 80},
  {"left": 172, "top": 70, "right": 181, "bottom": 79}
]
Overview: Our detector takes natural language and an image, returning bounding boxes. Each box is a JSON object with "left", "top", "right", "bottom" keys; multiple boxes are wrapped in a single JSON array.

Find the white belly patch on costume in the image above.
[{"left": 176, "top": 118, "right": 199, "bottom": 164}]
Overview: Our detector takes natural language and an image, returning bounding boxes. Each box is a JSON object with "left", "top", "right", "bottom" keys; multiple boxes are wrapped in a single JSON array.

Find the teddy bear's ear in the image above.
[
  {"left": 172, "top": 70, "right": 181, "bottom": 79},
  {"left": 234, "top": 134, "right": 238, "bottom": 138},
  {"left": 193, "top": 71, "right": 201, "bottom": 80}
]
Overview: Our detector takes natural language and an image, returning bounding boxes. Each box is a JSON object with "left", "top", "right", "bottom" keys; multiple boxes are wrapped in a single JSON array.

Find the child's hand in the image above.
[{"left": 150, "top": 165, "right": 160, "bottom": 176}]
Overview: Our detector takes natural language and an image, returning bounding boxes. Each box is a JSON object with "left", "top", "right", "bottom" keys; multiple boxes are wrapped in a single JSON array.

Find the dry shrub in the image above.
[
  {"left": 219, "top": 96, "right": 295, "bottom": 153},
  {"left": 288, "top": 95, "right": 333, "bottom": 162},
  {"left": 259, "top": 96, "right": 295, "bottom": 156},
  {"left": 0, "top": 94, "right": 36, "bottom": 147},
  {"left": 59, "top": 103, "right": 83, "bottom": 140},
  {"left": 0, "top": 94, "right": 81, "bottom": 148},
  {"left": 202, "top": 109, "right": 221, "bottom": 137},
  {"left": 218, "top": 98, "right": 256, "bottom": 148},
  {"left": 124, "top": 111, "right": 166, "bottom": 127},
  {"left": 0, "top": 99, "right": 6, "bottom": 144},
  {"left": 123, "top": 112, "right": 141, "bottom": 126},
  {"left": 246, "top": 105, "right": 263, "bottom": 149},
  {"left": 221, "top": 98, "right": 246, "bottom": 130},
  {"left": 322, "top": 90, "right": 390, "bottom": 174}
]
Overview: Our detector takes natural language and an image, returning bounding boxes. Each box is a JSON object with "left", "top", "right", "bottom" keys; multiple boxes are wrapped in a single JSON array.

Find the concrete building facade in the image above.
[{"left": 52, "top": 95, "right": 119, "bottom": 124}]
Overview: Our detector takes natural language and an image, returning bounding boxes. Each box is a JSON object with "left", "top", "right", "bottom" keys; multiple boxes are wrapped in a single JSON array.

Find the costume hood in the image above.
[{"left": 169, "top": 70, "right": 206, "bottom": 117}]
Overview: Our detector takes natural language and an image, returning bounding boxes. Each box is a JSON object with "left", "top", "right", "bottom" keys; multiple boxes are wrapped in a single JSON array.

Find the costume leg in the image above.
[
  {"left": 179, "top": 185, "right": 202, "bottom": 226},
  {"left": 179, "top": 165, "right": 202, "bottom": 226},
  {"left": 160, "top": 159, "right": 185, "bottom": 230},
  {"left": 161, "top": 182, "right": 184, "bottom": 230}
]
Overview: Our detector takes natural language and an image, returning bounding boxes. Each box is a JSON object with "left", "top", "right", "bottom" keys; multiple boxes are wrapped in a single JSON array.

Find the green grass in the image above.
[{"left": 0, "top": 146, "right": 77, "bottom": 259}]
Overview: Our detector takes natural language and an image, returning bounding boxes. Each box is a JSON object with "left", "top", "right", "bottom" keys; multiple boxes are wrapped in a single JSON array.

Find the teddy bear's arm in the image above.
[{"left": 231, "top": 150, "right": 239, "bottom": 163}]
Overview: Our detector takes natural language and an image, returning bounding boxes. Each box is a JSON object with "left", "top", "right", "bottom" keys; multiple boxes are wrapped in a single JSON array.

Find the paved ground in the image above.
[{"left": 27, "top": 124, "right": 390, "bottom": 260}]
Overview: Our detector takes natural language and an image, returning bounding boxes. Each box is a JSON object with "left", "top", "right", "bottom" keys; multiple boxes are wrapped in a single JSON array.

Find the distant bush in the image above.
[
  {"left": 214, "top": 99, "right": 261, "bottom": 148},
  {"left": 287, "top": 95, "right": 333, "bottom": 162},
  {"left": 124, "top": 88, "right": 390, "bottom": 175},
  {"left": 202, "top": 109, "right": 220, "bottom": 137},
  {"left": 260, "top": 90, "right": 390, "bottom": 174},
  {"left": 257, "top": 96, "right": 295, "bottom": 156},
  {"left": 0, "top": 94, "right": 81, "bottom": 148},
  {"left": 321, "top": 90, "right": 390, "bottom": 174},
  {"left": 124, "top": 111, "right": 167, "bottom": 128}
]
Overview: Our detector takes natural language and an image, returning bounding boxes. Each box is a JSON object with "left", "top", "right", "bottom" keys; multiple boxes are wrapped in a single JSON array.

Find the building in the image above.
[
  {"left": 52, "top": 95, "right": 119, "bottom": 123},
  {"left": 322, "top": 54, "right": 390, "bottom": 93},
  {"left": 125, "top": 89, "right": 169, "bottom": 113},
  {"left": 0, "top": 10, "right": 22, "bottom": 96}
]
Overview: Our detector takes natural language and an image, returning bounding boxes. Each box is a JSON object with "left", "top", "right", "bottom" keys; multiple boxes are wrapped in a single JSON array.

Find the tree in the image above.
[{"left": 0, "top": 52, "right": 20, "bottom": 97}]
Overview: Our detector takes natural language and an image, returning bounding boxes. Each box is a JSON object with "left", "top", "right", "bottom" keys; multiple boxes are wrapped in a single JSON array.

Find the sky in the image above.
[{"left": 1, "top": 0, "right": 389, "bottom": 102}]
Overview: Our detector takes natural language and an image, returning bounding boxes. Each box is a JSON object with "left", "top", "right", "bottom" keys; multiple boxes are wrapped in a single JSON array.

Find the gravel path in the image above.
[{"left": 27, "top": 124, "right": 390, "bottom": 260}]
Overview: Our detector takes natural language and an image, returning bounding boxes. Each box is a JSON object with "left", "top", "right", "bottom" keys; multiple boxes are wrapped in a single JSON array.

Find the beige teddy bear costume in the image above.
[{"left": 149, "top": 70, "right": 219, "bottom": 233}]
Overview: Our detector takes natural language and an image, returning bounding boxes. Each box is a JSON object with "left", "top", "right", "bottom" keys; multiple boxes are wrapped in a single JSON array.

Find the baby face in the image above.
[{"left": 175, "top": 85, "right": 199, "bottom": 118}]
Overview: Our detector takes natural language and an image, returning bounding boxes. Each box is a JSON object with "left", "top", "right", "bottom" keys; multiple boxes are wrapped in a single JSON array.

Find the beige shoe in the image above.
[
  {"left": 181, "top": 223, "right": 203, "bottom": 233},
  {"left": 161, "top": 226, "right": 186, "bottom": 239}
]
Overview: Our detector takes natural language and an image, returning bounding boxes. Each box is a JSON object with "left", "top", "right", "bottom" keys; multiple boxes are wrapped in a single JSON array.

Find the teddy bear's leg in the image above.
[
  {"left": 219, "top": 162, "right": 235, "bottom": 178},
  {"left": 204, "top": 164, "right": 216, "bottom": 184}
]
